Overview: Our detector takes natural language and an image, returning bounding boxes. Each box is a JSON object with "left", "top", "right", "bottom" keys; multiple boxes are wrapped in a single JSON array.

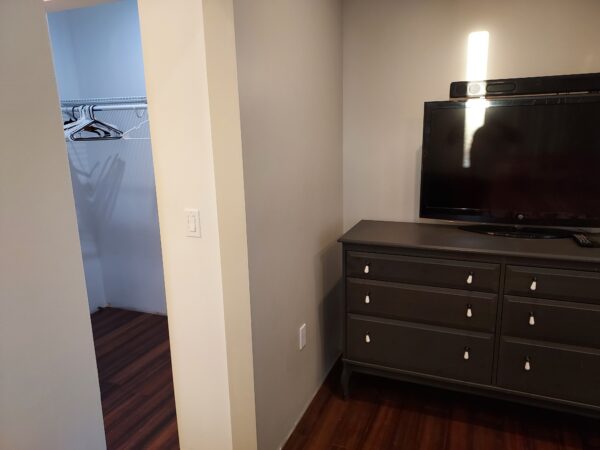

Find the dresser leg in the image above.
[{"left": 341, "top": 363, "right": 352, "bottom": 399}]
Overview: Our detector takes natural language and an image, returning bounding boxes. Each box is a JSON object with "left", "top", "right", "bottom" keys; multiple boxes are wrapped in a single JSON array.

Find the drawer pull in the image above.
[
  {"left": 466, "top": 272, "right": 473, "bottom": 285},
  {"left": 364, "top": 294, "right": 371, "bottom": 304},
  {"left": 524, "top": 357, "right": 531, "bottom": 371},
  {"left": 466, "top": 305, "right": 473, "bottom": 318},
  {"left": 363, "top": 264, "right": 370, "bottom": 274},
  {"left": 530, "top": 278, "right": 537, "bottom": 291},
  {"left": 365, "top": 333, "right": 371, "bottom": 344},
  {"left": 529, "top": 312, "right": 536, "bottom": 326},
  {"left": 463, "top": 347, "right": 470, "bottom": 360}
]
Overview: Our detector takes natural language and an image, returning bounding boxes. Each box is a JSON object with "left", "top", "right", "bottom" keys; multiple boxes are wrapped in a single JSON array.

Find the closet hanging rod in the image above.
[{"left": 60, "top": 103, "right": 147, "bottom": 112}]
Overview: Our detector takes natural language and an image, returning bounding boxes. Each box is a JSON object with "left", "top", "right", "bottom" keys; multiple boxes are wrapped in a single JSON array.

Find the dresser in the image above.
[{"left": 339, "top": 220, "right": 600, "bottom": 417}]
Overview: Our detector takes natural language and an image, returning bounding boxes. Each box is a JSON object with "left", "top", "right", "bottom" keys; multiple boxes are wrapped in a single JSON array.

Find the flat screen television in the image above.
[{"left": 420, "top": 95, "right": 600, "bottom": 230}]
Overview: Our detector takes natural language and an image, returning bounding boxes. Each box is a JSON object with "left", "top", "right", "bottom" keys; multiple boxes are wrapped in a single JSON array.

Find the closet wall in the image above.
[
  {"left": 47, "top": 0, "right": 146, "bottom": 100},
  {"left": 47, "top": 0, "right": 166, "bottom": 314}
]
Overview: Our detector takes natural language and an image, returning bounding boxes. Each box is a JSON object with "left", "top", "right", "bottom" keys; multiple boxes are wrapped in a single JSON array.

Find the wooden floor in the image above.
[
  {"left": 91, "top": 307, "right": 179, "bottom": 449},
  {"left": 284, "top": 364, "right": 600, "bottom": 450}
]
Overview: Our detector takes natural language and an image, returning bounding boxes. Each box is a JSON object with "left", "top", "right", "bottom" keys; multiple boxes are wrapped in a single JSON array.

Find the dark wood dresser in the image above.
[{"left": 339, "top": 220, "right": 600, "bottom": 416}]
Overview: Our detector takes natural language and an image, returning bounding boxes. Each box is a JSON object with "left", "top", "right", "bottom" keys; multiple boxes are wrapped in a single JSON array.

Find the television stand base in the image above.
[{"left": 460, "top": 224, "right": 573, "bottom": 239}]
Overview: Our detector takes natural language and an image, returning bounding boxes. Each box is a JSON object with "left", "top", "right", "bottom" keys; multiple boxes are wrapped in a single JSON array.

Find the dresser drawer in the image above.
[
  {"left": 501, "top": 296, "right": 600, "bottom": 349},
  {"left": 347, "top": 278, "right": 497, "bottom": 332},
  {"left": 497, "top": 338, "right": 600, "bottom": 406},
  {"left": 347, "top": 316, "right": 494, "bottom": 384},
  {"left": 346, "top": 252, "right": 500, "bottom": 293},
  {"left": 505, "top": 265, "right": 600, "bottom": 304}
]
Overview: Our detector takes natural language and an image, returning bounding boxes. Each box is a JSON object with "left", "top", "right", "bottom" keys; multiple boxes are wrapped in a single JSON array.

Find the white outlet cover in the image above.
[{"left": 299, "top": 323, "right": 307, "bottom": 350}]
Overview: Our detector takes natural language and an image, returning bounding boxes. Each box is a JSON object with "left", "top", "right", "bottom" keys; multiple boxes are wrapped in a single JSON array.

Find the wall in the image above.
[
  {"left": 47, "top": 0, "right": 146, "bottom": 100},
  {"left": 0, "top": 0, "right": 106, "bottom": 448},
  {"left": 48, "top": 0, "right": 166, "bottom": 314},
  {"left": 233, "top": 1, "right": 344, "bottom": 448},
  {"left": 138, "top": 0, "right": 245, "bottom": 447},
  {"left": 343, "top": 0, "right": 600, "bottom": 230},
  {"left": 202, "top": 0, "right": 258, "bottom": 448},
  {"left": 66, "top": 111, "right": 166, "bottom": 314}
]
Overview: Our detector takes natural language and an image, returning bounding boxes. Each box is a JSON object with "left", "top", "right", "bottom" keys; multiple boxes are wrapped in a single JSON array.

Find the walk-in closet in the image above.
[{"left": 46, "top": 1, "right": 178, "bottom": 447}]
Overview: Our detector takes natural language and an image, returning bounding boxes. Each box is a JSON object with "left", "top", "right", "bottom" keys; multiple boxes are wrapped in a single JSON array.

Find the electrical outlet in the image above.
[{"left": 299, "top": 323, "right": 307, "bottom": 350}]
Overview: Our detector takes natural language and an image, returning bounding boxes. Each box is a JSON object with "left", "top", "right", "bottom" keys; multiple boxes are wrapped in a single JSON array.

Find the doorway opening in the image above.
[{"left": 46, "top": 1, "right": 178, "bottom": 447}]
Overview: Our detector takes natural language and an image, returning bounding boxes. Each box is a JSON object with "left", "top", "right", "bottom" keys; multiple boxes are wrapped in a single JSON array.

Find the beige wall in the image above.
[
  {"left": 233, "top": 1, "right": 344, "bottom": 449},
  {"left": 138, "top": 0, "right": 234, "bottom": 448},
  {"left": 202, "top": 0, "right": 258, "bottom": 448},
  {"left": 139, "top": 0, "right": 258, "bottom": 448},
  {"left": 0, "top": 1, "right": 106, "bottom": 449},
  {"left": 343, "top": 0, "right": 600, "bottom": 230}
]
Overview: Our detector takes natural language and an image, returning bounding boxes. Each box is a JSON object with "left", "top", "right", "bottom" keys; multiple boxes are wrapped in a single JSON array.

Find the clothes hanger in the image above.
[
  {"left": 63, "top": 106, "right": 78, "bottom": 127},
  {"left": 64, "top": 106, "right": 88, "bottom": 131},
  {"left": 64, "top": 106, "right": 102, "bottom": 137},
  {"left": 65, "top": 105, "right": 123, "bottom": 141},
  {"left": 82, "top": 106, "right": 111, "bottom": 139},
  {"left": 64, "top": 105, "right": 122, "bottom": 141}
]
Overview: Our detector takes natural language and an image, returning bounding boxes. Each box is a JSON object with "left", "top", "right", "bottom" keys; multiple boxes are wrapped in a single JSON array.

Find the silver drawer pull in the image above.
[
  {"left": 530, "top": 278, "right": 537, "bottom": 291},
  {"left": 365, "top": 333, "right": 371, "bottom": 344},
  {"left": 463, "top": 347, "right": 470, "bottom": 360},
  {"left": 364, "top": 294, "right": 371, "bottom": 304},
  {"left": 524, "top": 357, "right": 531, "bottom": 371},
  {"left": 529, "top": 312, "right": 535, "bottom": 326},
  {"left": 364, "top": 264, "right": 370, "bottom": 274},
  {"left": 466, "top": 272, "right": 473, "bottom": 285},
  {"left": 466, "top": 305, "right": 473, "bottom": 318}
]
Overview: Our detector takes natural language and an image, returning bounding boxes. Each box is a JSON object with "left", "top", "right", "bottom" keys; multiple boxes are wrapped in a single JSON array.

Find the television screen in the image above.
[{"left": 420, "top": 95, "right": 600, "bottom": 227}]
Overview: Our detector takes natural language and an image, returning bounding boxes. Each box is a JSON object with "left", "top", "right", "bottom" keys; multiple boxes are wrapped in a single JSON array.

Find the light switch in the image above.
[{"left": 185, "top": 208, "right": 201, "bottom": 238}]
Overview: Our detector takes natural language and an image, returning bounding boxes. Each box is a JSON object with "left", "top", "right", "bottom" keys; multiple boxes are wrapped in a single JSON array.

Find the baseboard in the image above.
[{"left": 94, "top": 305, "right": 168, "bottom": 317}]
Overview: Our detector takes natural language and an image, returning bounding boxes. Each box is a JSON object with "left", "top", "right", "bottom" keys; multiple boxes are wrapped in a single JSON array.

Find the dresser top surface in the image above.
[{"left": 339, "top": 220, "right": 600, "bottom": 264}]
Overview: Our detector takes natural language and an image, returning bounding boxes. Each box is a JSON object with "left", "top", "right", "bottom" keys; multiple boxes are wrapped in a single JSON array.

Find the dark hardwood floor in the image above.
[
  {"left": 91, "top": 307, "right": 179, "bottom": 449},
  {"left": 284, "top": 364, "right": 600, "bottom": 450},
  {"left": 90, "top": 309, "right": 600, "bottom": 450}
]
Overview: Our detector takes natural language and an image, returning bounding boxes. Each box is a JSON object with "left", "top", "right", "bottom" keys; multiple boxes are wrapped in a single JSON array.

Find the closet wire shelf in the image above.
[{"left": 61, "top": 97, "right": 149, "bottom": 142}]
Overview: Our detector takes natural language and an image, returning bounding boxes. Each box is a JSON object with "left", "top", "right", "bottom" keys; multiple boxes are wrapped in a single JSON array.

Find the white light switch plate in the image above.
[{"left": 185, "top": 208, "right": 201, "bottom": 238}]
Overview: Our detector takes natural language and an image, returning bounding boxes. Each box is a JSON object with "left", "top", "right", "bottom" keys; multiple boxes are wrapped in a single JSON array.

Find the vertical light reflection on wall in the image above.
[
  {"left": 466, "top": 31, "right": 489, "bottom": 81},
  {"left": 463, "top": 31, "right": 489, "bottom": 168}
]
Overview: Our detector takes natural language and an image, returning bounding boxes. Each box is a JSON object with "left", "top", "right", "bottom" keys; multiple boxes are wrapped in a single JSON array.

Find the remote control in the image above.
[{"left": 573, "top": 233, "right": 594, "bottom": 247}]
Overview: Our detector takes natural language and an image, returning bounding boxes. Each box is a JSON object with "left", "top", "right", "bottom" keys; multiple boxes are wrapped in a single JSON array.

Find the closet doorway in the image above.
[{"left": 46, "top": 1, "right": 178, "bottom": 448}]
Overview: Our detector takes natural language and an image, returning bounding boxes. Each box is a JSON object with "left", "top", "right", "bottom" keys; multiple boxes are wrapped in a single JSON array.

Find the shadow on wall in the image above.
[
  {"left": 69, "top": 151, "right": 126, "bottom": 311},
  {"left": 70, "top": 151, "right": 126, "bottom": 247},
  {"left": 69, "top": 151, "right": 126, "bottom": 248},
  {"left": 95, "top": 155, "right": 127, "bottom": 229},
  {"left": 318, "top": 241, "right": 344, "bottom": 372}
]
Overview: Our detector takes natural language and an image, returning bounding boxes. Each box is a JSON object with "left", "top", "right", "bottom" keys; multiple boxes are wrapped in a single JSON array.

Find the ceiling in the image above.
[{"left": 43, "top": 0, "right": 118, "bottom": 13}]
